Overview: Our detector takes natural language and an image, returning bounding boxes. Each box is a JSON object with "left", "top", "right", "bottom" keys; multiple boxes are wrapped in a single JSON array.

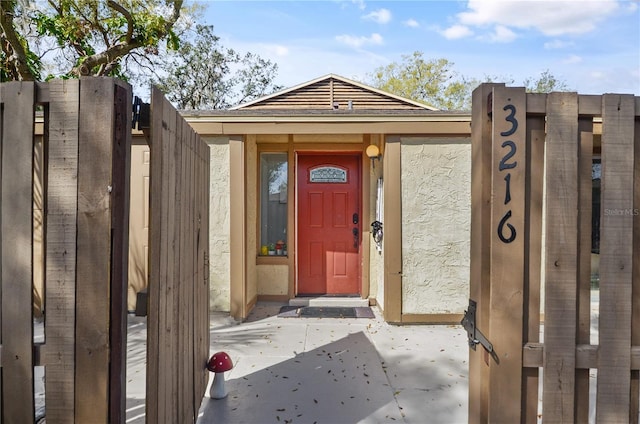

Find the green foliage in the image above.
[
  {"left": 1, "top": 0, "right": 185, "bottom": 80},
  {"left": 153, "top": 24, "right": 282, "bottom": 110},
  {"left": 367, "top": 51, "right": 570, "bottom": 111},
  {"left": 368, "top": 52, "right": 473, "bottom": 110},
  {"left": 523, "top": 69, "right": 570, "bottom": 93}
]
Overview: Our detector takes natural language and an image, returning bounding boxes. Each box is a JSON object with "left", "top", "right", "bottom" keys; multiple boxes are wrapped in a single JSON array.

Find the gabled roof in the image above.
[{"left": 230, "top": 74, "right": 438, "bottom": 111}]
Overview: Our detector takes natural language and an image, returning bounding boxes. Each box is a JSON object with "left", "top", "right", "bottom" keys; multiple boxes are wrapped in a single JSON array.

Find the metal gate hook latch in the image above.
[{"left": 461, "top": 299, "right": 493, "bottom": 353}]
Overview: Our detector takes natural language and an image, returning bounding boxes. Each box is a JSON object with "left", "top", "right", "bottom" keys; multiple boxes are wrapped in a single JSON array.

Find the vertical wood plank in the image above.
[
  {"left": 187, "top": 128, "right": 196, "bottom": 420},
  {"left": 76, "top": 77, "right": 113, "bottom": 423},
  {"left": 542, "top": 92, "right": 579, "bottom": 423},
  {"left": 174, "top": 115, "right": 184, "bottom": 422},
  {"left": 632, "top": 101, "right": 640, "bottom": 424},
  {"left": 488, "top": 86, "right": 526, "bottom": 423},
  {"left": 164, "top": 95, "right": 179, "bottom": 424},
  {"left": 469, "top": 83, "right": 503, "bottom": 424},
  {"left": 201, "top": 139, "right": 211, "bottom": 399},
  {"left": 109, "top": 82, "right": 132, "bottom": 424},
  {"left": 191, "top": 129, "right": 198, "bottom": 418},
  {"left": 44, "top": 78, "right": 79, "bottom": 423},
  {"left": 596, "top": 94, "right": 635, "bottom": 422},
  {"left": 522, "top": 112, "right": 545, "bottom": 423},
  {"left": 1, "top": 81, "right": 36, "bottom": 424},
  {"left": 576, "top": 115, "right": 594, "bottom": 423},
  {"left": 146, "top": 86, "right": 165, "bottom": 424},
  {"left": 199, "top": 137, "right": 210, "bottom": 404}
]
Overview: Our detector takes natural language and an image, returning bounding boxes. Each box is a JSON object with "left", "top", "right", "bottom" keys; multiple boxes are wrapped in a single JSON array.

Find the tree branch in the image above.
[
  {"left": 107, "top": 0, "right": 133, "bottom": 43},
  {"left": 0, "top": 3, "right": 35, "bottom": 80},
  {"left": 71, "top": 0, "right": 183, "bottom": 76}
]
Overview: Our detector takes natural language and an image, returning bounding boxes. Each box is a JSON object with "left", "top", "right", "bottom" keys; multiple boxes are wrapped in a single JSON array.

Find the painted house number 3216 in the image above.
[{"left": 498, "top": 103, "right": 518, "bottom": 244}]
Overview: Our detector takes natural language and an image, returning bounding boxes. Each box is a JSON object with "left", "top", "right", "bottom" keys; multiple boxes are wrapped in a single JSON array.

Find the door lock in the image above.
[
  {"left": 352, "top": 213, "right": 359, "bottom": 224},
  {"left": 352, "top": 227, "right": 359, "bottom": 248}
]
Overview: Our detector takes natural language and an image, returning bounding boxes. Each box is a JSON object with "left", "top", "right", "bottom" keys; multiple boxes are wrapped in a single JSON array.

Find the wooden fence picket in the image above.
[
  {"left": 469, "top": 85, "right": 640, "bottom": 423},
  {"left": 44, "top": 78, "right": 79, "bottom": 423},
  {"left": 596, "top": 94, "right": 635, "bottom": 422},
  {"left": 0, "top": 78, "right": 209, "bottom": 423},
  {"left": 1, "top": 81, "right": 36, "bottom": 424}
]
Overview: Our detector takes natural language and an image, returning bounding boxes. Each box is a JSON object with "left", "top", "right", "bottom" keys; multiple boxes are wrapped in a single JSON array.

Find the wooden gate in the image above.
[
  {"left": 0, "top": 78, "right": 131, "bottom": 423},
  {"left": 0, "top": 80, "right": 210, "bottom": 423},
  {"left": 468, "top": 84, "right": 639, "bottom": 423},
  {"left": 146, "top": 86, "right": 210, "bottom": 423}
]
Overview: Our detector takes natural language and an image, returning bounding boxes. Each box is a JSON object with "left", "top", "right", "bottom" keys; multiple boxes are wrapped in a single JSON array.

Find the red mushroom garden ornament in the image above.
[{"left": 207, "top": 351, "right": 233, "bottom": 399}]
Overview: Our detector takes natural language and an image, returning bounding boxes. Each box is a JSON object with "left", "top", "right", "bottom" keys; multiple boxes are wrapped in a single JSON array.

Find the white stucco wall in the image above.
[
  {"left": 205, "top": 137, "right": 231, "bottom": 311},
  {"left": 401, "top": 138, "right": 471, "bottom": 315}
]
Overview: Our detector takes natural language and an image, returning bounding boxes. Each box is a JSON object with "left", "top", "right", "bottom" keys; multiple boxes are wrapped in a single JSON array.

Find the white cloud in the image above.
[
  {"left": 489, "top": 25, "right": 517, "bottom": 43},
  {"left": 563, "top": 54, "right": 583, "bottom": 64},
  {"left": 457, "top": 0, "right": 620, "bottom": 36},
  {"left": 363, "top": 8, "right": 392, "bottom": 24},
  {"left": 335, "top": 33, "right": 384, "bottom": 48},
  {"left": 544, "top": 39, "right": 576, "bottom": 49},
  {"left": 441, "top": 24, "right": 474, "bottom": 39},
  {"left": 404, "top": 18, "right": 419, "bottom": 28}
]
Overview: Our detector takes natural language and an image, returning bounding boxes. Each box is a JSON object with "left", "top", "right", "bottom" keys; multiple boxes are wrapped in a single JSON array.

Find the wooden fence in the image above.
[
  {"left": 0, "top": 79, "right": 210, "bottom": 423},
  {"left": 468, "top": 84, "right": 640, "bottom": 423},
  {"left": 0, "top": 78, "right": 131, "bottom": 423},
  {"left": 146, "top": 86, "right": 210, "bottom": 423}
]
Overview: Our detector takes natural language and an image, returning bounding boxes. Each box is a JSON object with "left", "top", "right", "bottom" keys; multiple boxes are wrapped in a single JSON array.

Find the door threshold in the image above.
[{"left": 289, "top": 296, "right": 369, "bottom": 308}]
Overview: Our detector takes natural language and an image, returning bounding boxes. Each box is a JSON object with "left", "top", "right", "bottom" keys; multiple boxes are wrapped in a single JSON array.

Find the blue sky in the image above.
[{"left": 199, "top": 0, "right": 640, "bottom": 95}]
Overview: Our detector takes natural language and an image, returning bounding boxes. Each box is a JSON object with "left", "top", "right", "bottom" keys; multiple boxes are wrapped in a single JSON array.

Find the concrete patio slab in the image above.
[
  {"left": 196, "top": 302, "right": 469, "bottom": 424},
  {"left": 124, "top": 301, "right": 469, "bottom": 423}
]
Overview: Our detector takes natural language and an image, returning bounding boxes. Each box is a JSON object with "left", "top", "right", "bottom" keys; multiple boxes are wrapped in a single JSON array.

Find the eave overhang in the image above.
[{"left": 181, "top": 110, "right": 472, "bottom": 136}]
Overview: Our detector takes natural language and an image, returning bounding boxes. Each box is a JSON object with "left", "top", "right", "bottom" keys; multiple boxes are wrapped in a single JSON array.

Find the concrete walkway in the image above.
[{"left": 126, "top": 302, "right": 469, "bottom": 424}]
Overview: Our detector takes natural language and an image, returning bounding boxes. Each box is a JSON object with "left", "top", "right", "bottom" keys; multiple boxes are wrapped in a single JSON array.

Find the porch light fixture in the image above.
[{"left": 366, "top": 144, "right": 381, "bottom": 168}]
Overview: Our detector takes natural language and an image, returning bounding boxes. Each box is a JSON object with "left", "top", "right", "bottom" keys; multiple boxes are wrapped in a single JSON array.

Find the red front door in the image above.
[{"left": 297, "top": 154, "right": 361, "bottom": 295}]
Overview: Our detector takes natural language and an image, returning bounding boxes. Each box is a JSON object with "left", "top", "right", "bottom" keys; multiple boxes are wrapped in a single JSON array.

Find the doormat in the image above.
[{"left": 278, "top": 306, "right": 375, "bottom": 319}]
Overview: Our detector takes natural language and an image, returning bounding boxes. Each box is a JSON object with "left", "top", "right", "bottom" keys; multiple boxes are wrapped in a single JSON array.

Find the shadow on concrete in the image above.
[{"left": 198, "top": 327, "right": 468, "bottom": 424}]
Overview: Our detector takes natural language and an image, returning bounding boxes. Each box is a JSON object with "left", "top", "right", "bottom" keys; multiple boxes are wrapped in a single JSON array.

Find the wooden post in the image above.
[
  {"left": 596, "top": 94, "right": 635, "bottom": 422},
  {"left": 383, "top": 136, "right": 402, "bottom": 323},
  {"left": 488, "top": 86, "right": 527, "bottom": 422},
  {"left": 44, "top": 79, "right": 80, "bottom": 423},
  {"left": 1, "top": 81, "right": 36, "bottom": 424},
  {"left": 76, "top": 77, "right": 115, "bottom": 422},
  {"left": 469, "top": 83, "right": 503, "bottom": 424},
  {"left": 542, "top": 92, "right": 580, "bottom": 422}
]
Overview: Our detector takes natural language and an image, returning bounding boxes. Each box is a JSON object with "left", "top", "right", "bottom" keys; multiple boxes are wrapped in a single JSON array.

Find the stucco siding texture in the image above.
[
  {"left": 257, "top": 265, "right": 289, "bottom": 295},
  {"left": 205, "top": 137, "right": 231, "bottom": 311},
  {"left": 401, "top": 138, "right": 471, "bottom": 315}
]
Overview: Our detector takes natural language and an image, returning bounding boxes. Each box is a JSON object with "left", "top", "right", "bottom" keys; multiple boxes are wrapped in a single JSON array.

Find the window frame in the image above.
[{"left": 256, "top": 145, "right": 293, "bottom": 264}]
